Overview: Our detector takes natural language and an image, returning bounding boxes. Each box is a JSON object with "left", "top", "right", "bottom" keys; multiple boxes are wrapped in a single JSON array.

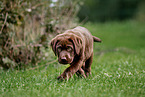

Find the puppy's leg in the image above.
[
  {"left": 76, "top": 67, "right": 86, "bottom": 78},
  {"left": 85, "top": 53, "right": 93, "bottom": 77},
  {"left": 57, "top": 60, "right": 84, "bottom": 80}
]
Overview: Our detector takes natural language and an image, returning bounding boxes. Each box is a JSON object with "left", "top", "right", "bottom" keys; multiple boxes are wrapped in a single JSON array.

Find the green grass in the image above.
[{"left": 0, "top": 20, "right": 145, "bottom": 97}]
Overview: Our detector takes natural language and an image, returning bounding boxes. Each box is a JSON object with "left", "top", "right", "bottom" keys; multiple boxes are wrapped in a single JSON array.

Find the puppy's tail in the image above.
[{"left": 93, "top": 36, "right": 101, "bottom": 43}]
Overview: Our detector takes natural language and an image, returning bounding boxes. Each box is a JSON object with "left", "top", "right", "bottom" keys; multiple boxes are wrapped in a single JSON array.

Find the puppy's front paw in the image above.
[
  {"left": 57, "top": 75, "right": 65, "bottom": 81},
  {"left": 57, "top": 72, "right": 70, "bottom": 81}
]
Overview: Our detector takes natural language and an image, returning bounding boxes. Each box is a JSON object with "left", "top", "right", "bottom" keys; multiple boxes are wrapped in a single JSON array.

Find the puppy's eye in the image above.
[
  {"left": 57, "top": 47, "right": 62, "bottom": 52},
  {"left": 67, "top": 46, "right": 72, "bottom": 51}
]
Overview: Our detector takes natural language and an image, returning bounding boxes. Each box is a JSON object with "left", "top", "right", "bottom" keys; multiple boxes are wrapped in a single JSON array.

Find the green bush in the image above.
[{"left": 0, "top": 0, "right": 81, "bottom": 69}]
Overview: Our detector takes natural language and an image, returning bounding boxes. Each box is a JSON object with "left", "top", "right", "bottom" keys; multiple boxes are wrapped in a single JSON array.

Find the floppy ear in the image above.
[
  {"left": 50, "top": 37, "right": 58, "bottom": 56},
  {"left": 69, "top": 34, "right": 83, "bottom": 55}
]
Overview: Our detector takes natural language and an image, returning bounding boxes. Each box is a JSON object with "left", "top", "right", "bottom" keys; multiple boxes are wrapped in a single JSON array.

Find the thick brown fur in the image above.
[{"left": 50, "top": 26, "right": 101, "bottom": 80}]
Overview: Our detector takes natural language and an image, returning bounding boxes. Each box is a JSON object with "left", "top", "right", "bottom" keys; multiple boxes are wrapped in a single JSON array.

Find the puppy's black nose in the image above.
[{"left": 61, "top": 57, "right": 67, "bottom": 62}]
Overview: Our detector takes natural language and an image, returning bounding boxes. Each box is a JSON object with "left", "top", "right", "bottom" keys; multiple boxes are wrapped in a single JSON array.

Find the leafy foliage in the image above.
[{"left": 0, "top": 0, "right": 81, "bottom": 69}]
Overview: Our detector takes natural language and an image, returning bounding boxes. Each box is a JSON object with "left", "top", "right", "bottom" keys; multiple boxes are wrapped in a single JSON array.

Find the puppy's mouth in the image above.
[
  {"left": 59, "top": 61, "right": 69, "bottom": 64},
  {"left": 58, "top": 59, "right": 72, "bottom": 65}
]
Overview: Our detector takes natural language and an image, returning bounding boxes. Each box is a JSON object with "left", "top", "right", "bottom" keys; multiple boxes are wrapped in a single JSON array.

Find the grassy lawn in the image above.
[{"left": 0, "top": 20, "right": 145, "bottom": 97}]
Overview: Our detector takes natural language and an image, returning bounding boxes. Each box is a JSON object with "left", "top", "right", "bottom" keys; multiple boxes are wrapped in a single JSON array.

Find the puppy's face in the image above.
[
  {"left": 50, "top": 33, "right": 82, "bottom": 64},
  {"left": 56, "top": 39, "right": 74, "bottom": 64},
  {"left": 50, "top": 36, "right": 74, "bottom": 64}
]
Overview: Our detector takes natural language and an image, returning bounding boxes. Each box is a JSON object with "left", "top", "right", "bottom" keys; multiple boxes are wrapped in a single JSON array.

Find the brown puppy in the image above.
[{"left": 50, "top": 26, "right": 101, "bottom": 80}]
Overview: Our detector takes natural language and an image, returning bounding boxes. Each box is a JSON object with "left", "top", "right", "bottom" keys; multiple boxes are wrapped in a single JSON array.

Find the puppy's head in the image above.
[{"left": 50, "top": 33, "right": 82, "bottom": 64}]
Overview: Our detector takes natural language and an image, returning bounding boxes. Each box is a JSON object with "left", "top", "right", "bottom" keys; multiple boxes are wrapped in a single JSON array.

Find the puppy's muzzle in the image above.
[
  {"left": 61, "top": 57, "right": 67, "bottom": 63},
  {"left": 59, "top": 55, "right": 72, "bottom": 64}
]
